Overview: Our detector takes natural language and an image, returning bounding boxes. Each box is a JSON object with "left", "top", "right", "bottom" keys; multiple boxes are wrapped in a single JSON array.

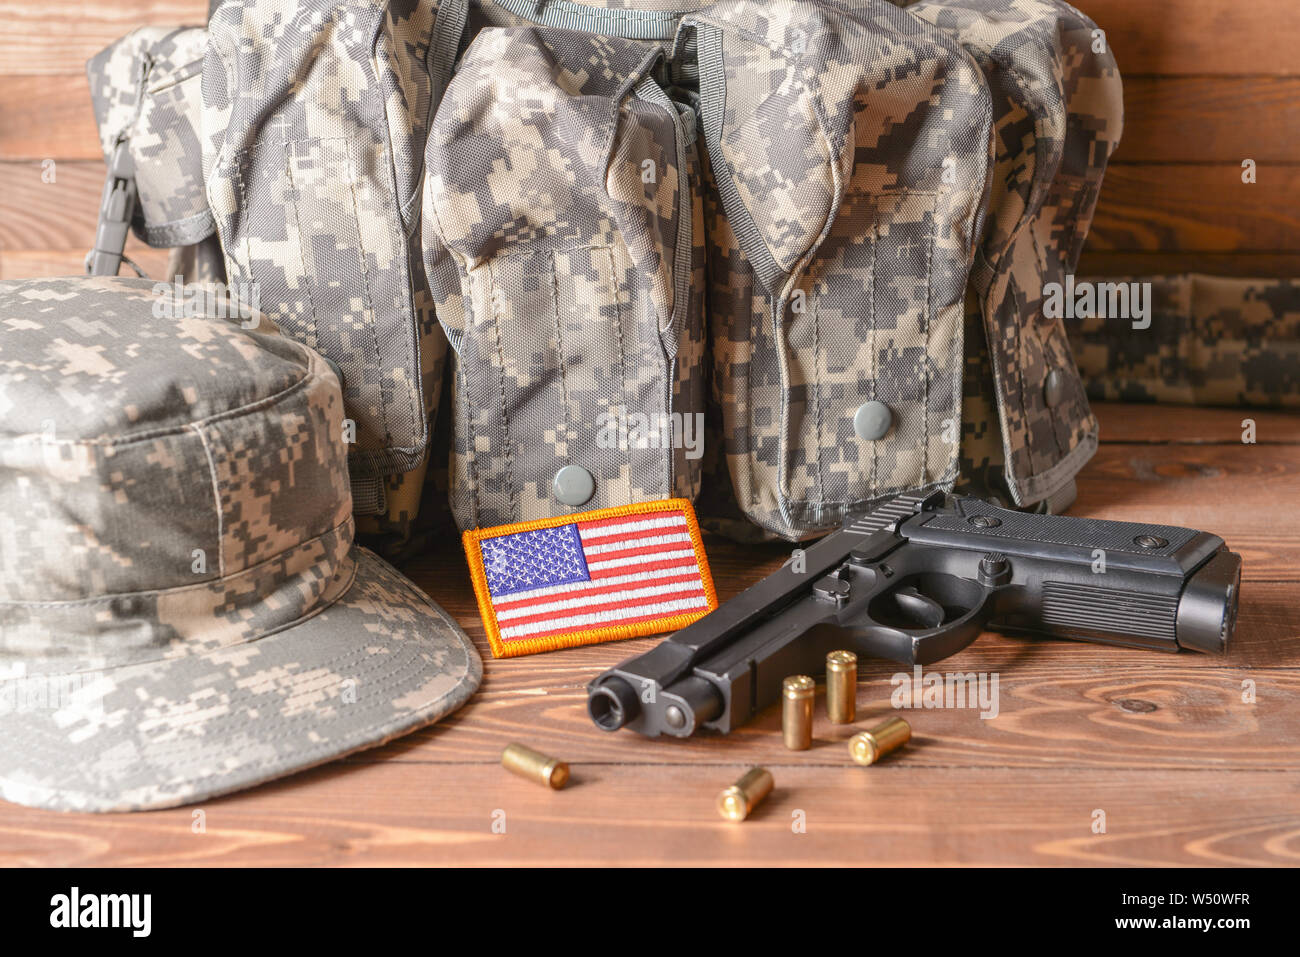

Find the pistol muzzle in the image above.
[{"left": 588, "top": 676, "right": 640, "bottom": 731}]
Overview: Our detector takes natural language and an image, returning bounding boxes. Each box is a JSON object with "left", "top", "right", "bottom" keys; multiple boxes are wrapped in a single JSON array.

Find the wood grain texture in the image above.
[
  {"left": 0, "top": 0, "right": 1297, "bottom": 866},
  {"left": 0, "top": 160, "right": 114, "bottom": 251},
  {"left": 1084, "top": 0, "right": 1300, "bottom": 77},
  {"left": 1093, "top": 403, "right": 1300, "bottom": 444},
  {"left": 0, "top": 75, "right": 100, "bottom": 161},
  {"left": 1115, "top": 77, "right": 1300, "bottom": 164},
  {"left": 0, "top": 1, "right": 208, "bottom": 77},
  {"left": 1078, "top": 251, "right": 1300, "bottom": 279},
  {"left": 3, "top": 765, "right": 1298, "bottom": 867},
  {"left": 1089, "top": 164, "right": 1300, "bottom": 253},
  {"left": 0, "top": 247, "right": 171, "bottom": 281},
  {"left": 0, "top": 403, "right": 1295, "bottom": 865}
]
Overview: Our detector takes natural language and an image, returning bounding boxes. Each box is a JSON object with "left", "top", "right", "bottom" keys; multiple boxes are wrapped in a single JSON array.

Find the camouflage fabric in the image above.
[
  {"left": 453, "top": 1, "right": 993, "bottom": 540},
  {"left": 688, "top": 0, "right": 993, "bottom": 540},
  {"left": 902, "top": 0, "right": 1123, "bottom": 508},
  {"left": 0, "top": 276, "right": 480, "bottom": 813},
  {"left": 84, "top": 0, "right": 1128, "bottom": 547},
  {"left": 423, "top": 25, "right": 706, "bottom": 530},
  {"left": 1070, "top": 275, "right": 1300, "bottom": 408},
  {"left": 201, "top": 0, "right": 470, "bottom": 507},
  {"left": 86, "top": 26, "right": 215, "bottom": 250}
]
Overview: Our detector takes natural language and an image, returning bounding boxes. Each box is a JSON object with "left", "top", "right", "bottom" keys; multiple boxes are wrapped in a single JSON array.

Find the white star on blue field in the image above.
[{"left": 481, "top": 524, "right": 591, "bottom": 598}]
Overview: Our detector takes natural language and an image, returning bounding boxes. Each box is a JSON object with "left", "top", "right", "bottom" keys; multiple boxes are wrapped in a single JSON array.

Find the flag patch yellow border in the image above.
[{"left": 463, "top": 498, "right": 718, "bottom": 659}]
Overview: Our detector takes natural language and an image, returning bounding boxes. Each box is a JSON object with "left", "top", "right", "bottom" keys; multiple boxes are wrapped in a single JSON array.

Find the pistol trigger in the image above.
[{"left": 892, "top": 586, "right": 945, "bottom": 629}]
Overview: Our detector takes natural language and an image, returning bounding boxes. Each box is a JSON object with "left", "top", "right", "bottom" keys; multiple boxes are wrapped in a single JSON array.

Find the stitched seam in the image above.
[
  {"left": 921, "top": 191, "right": 935, "bottom": 489},
  {"left": 744, "top": 277, "right": 756, "bottom": 511},
  {"left": 486, "top": 260, "right": 518, "bottom": 518},
  {"left": 0, "top": 518, "right": 352, "bottom": 609},
  {"left": 503, "top": 1, "right": 681, "bottom": 23},
  {"left": 234, "top": 147, "right": 255, "bottom": 299},
  {"left": 1029, "top": 224, "right": 1067, "bottom": 462},
  {"left": 283, "top": 139, "right": 322, "bottom": 351},
  {"left": 4, "top": 372, "right": 318, "bottom": 449},
  {"left": 456, "top": 353, "right": 481, "bottom": 530},
  {"left": 343, "top": 142, "right": 398, "bottom": 450},
  {"left": 869, "top": 208, "right": 878, "bottom": 494},
  {"left": 5, "top": 557, "right": 360, "bottom": 680},
  {"left": 607, "top": 245, "right": 632, "bottom": 504},
  {"left": 811, "top": 285, "right": 826, "bottom": 505},
  {"left": 191, "top": 423, "right": 226, "bottom": 578},
  {"left": 143, "top": 60, "right": 203, "bottom": 95},
  {"left": 549, "top": 254, "right": 572, "bottom": 469}
]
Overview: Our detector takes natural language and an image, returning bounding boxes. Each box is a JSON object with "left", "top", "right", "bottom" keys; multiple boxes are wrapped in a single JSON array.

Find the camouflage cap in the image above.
[{"left": 0, "top": 277, "right": 481, "bottom": 813}]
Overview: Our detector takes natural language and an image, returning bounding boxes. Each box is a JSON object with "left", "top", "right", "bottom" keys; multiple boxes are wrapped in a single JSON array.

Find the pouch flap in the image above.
[
  {"left": 904, "top": 0, "right": 1123, "bottom": 506},
  {"left": 680, "top": 0, "right": 854, "bottom": 297},
  {"left": 87, "top": 27, "right": 214, "bottom": 248},
  {"left": 426, "top": 27, "right": 685, "bottom": 339}
]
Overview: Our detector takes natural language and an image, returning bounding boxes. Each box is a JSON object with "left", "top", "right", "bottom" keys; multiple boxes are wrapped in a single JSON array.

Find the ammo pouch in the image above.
[
  {"left": 422, "top": 25, "right": 706, "bottom": 530},
  {"left": 436, "top": 0, "right": 995, "bottom": 539},
  {"left": 905, "top": 0, "right": 1124, "bottom": 511},
  {"left": 201, "top": 0, "right": 470, "bottom": 514},
  {"left": 86, "top": 27, "right": 221, "bottom": 280},
  {"left": 685, "top": 0, "right": 993, "bottom": 540}
]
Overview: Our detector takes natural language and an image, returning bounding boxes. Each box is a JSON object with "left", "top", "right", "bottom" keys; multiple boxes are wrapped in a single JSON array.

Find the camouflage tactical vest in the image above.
[{"left": 84, "top": 0, "right": 1139, "bottom": 546}]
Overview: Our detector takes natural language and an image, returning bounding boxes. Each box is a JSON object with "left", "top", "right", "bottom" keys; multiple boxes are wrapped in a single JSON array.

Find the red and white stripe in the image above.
[{"left": 494, "top": 512, "right": 709, "bottom": 642}]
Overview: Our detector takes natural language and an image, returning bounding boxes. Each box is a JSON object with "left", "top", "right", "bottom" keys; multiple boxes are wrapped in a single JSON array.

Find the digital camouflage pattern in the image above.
[
  {"left": 201, "top": 0, "right": 469, "bottom": 507},
  {"left": 87, "top": 0, "right": 1132, "bottom": 547},
  {"left": 0, "top": 277, "right": 480, "bottom": 812},
  {"left": 423, "top": 25, "right": 705, "bottom": 530},
  {"left": 454, "top": 0, "right": 997, "bottom": 541},
  {"left": 686, "top": 0, "right": 993, "bottom": 540},
  {"left": 1071, "top": 275, "right": 1300, "bottom": 408},
  {"left": 86, "top": 26, "right": 216, "bottom": 251},
  {"left": 903, "top": 0, "right": 1123, "bottom": 507}
]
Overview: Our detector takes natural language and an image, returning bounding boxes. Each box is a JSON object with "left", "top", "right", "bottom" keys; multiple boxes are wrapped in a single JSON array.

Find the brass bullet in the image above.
[
  {"left": 501, "top": 742, "right": 570, "bottom": 789},
  {"left": 716, "top": 767, "right": 774, "bottom": 822},
  {"left": 825, "top": 650, "right": 857, "bottom": 724},
  {"left": 848, "top": 716, "right": 912, "bottom": 766},
  {"left": 782, "top": 674, "right": 816, "bottom": 750}
]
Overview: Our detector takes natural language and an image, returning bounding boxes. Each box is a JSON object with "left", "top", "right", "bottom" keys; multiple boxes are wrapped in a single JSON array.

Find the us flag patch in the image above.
[{"left": 463, "top": 499, "right": 717, "bottom": 658}]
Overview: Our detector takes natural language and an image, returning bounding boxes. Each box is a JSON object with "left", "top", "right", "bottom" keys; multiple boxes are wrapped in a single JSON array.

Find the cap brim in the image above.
[{"left": 0, "top": 548, "right": 481, "bottom": 813}]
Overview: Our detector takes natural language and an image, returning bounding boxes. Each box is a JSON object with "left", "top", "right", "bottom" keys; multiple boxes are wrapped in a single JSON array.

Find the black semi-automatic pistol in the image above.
[{"left": 587, "top": 490, "right": 1241, "bottom": 738}]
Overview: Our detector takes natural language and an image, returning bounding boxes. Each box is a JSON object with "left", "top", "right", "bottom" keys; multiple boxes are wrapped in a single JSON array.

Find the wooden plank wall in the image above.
[{"left": 0, "top": 0, "right": 1297, "bottom": 281}]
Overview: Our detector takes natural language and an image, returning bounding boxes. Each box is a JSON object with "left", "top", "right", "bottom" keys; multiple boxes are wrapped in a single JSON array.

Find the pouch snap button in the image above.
[
  {"left": 553, "top": 465, "right": 595, "bottom": 506},
  {"left": 853, "top": 401, "right": 892, "bottom": 440},
  {"left": 1044, "top": 369, "right": 1065, "bottom": 408}
]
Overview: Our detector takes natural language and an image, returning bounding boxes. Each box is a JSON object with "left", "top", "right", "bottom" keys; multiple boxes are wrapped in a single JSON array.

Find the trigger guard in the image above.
[{"left": 840, "top": 585, "right": 995, "bottom": 666}]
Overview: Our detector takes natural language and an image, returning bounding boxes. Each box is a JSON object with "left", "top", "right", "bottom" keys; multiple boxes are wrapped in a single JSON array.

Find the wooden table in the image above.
[{"left": 2, "top": 402, "right": 1296, "bottom": 866}]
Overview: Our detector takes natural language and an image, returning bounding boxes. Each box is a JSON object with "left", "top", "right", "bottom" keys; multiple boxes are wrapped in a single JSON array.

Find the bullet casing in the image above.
[
  {"left": 848, "top": 716, "right": 911, "bottom": 765},
  {"left": 782, "top": 675, "right": 815, "bottom": 750},
  {"left": 825, "top": 650, "right": 857, "bottom": 724},
  {"left": 501, "top": 742, "right": 570, "bottom": 789},
  {"left": 716, "top": 767, "right": 774, "bottom": 821}
]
